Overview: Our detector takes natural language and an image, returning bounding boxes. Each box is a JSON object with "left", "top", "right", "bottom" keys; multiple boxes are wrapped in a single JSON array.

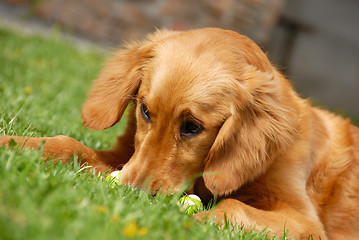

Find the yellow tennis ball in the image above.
[
  {"left": 177, "top": 194, "right": 203, "bottom": 215},
  {"left": 106, "top": 170, "right": 121, "bottom": 187}
]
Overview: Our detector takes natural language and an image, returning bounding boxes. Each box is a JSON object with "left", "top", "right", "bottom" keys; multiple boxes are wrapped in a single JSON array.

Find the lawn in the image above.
[{"left": 0, "top": 27, "right": 289, "bottom": 240}]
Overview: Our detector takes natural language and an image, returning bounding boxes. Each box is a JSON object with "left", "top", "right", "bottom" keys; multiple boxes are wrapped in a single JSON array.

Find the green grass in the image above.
[{"left": 0, "top": 27, "right": 289, "bottom": 240}]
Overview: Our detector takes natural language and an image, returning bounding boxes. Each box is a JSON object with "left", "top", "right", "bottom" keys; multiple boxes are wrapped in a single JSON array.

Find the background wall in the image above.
[
  {"left": 269, "top": 0, "right": 359, "bottom": 121},
  {"left": 0, "top": 0, "right": 282, "bottom": 46}
]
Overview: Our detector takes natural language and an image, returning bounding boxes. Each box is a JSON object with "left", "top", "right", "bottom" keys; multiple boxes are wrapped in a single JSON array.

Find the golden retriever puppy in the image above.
[{"left": 1, "top": 28, "right": 359, "bottom": 240}]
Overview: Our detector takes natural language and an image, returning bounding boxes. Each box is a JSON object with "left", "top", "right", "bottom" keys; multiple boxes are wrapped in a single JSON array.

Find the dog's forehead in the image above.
[
  {"left": 155, "top": 40, "right": 231, "bottom": 92},
  {"left": 140, "top": 36, "right": 240, "bottom": 121}
]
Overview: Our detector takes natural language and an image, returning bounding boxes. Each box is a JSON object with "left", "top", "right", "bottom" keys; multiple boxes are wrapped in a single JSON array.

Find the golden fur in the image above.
[{"left": 1, "top": 28, "right": 359, "bottom": 239}]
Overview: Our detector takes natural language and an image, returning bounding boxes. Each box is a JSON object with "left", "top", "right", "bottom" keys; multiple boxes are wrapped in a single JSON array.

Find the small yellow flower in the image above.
[
  {"left": 123, "top": 221, "right": 148, "bottom": 237},
  {"left": 96, "top": 205, "right": 108, "bottom": 214},
  {"left": 24, "top": 87, "right": 32, "bottom": 95},
  {"left": 123, "top": 221, "right": 137, "bottom": 238}
]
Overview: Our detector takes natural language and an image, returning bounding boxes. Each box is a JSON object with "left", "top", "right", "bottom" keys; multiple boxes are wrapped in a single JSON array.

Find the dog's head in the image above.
[{"left": 82, "top": 28, "right": 298, "bottom": 198}]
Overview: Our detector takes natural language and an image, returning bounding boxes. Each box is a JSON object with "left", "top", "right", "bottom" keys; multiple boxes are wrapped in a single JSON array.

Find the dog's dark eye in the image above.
[
  {"left": 180, "top": 121, "right": 203, "bottom": 137},
  {"left": 140, "top": 103, "right": 150, "bottom": 122}
]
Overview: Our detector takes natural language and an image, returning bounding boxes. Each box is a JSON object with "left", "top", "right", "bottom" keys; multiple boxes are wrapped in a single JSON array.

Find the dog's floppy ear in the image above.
[
  {"left": 202, "top": 35, "right": 298, "bottom": 196},
  {"left": 82, "top": 46, "right": 148, "bottom": 130},
  {"left": 82, "top": 30, "right": 180, "bottom": 130}
]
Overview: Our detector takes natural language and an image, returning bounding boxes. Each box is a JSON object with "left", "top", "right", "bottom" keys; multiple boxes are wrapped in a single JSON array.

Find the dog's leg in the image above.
[
  {"left": 0, "top": 134, "right": 130, "bottom": 172},
  {"left": 194, "top": 198, "right": 326, "bottom": 240},
  {"left": 1, "top": 106, "right": 137, "bottom": 172},
  {"left": 0, "top": 116, "right": 136, "bottom": 173},
  {"left": 0, "top": 135, "right": 97, "bottom": 164}
]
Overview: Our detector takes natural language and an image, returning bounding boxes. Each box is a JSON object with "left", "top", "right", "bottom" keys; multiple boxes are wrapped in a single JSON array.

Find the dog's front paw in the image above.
[{"left": 193, "top": 210, "right": 225, "bottom": 226}]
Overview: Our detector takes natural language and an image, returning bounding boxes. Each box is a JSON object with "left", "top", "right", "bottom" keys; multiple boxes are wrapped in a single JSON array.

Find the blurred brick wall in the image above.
[{"left": 2, "top": 0, "right": 282, "bottom": 46}]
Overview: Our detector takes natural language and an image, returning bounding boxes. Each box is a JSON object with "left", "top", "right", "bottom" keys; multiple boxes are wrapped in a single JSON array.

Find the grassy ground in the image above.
[{"left": 0, "top": 27, "right": 289, "bottom": 240}]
